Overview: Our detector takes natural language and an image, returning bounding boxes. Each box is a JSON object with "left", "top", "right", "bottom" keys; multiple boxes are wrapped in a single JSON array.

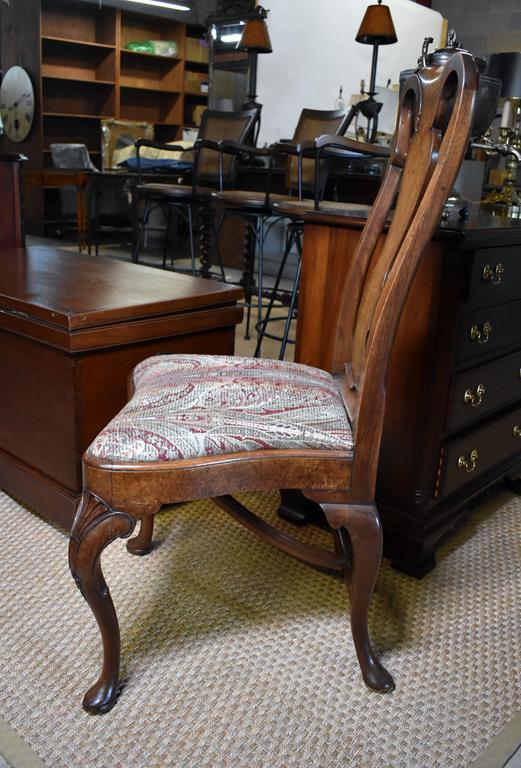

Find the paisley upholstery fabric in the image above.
[{"left": 87, "top": 355, "right": 353, "bottom": 463}]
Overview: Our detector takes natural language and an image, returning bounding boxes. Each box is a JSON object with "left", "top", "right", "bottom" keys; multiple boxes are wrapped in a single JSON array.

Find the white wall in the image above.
[{"left": 256, "top": 0, "right": 444, "bottom": 146}]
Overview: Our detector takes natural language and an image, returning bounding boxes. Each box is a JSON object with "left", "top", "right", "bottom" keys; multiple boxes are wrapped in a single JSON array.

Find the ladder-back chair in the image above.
[{"left": 69, "top": 49, "right": 480, "bottom": 714}]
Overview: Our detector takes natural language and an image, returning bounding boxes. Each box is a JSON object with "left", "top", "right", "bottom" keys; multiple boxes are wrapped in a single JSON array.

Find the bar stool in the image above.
[
  {"left": 262, "top": 136, "right": 392, "bottom": 358},
  {"left": 132, "top": 109, "right": 258, "bottom": 275},
  {"left": 211, "top": 109, "right": 352, "bottom": 354}
]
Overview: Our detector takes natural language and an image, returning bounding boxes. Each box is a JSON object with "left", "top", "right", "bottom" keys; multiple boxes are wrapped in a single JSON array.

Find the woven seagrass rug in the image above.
[{"left": 1, "top": 488, "right": 521, "bottom": 768}]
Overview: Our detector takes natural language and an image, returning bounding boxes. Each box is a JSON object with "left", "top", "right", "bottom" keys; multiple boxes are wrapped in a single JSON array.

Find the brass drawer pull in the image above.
[
  {"left": 464, "top": 383, "right": 486, "bottom": 407},
  {"left": 470, "top": 321, "right": 492, "bottom": 345},
  {"left": 514, "top": 425, "right": 521, "bottom": 438},
  {"left": 482, "top": 262, "right": 504, "bottom": 285},
  {"left": 457, "top": 449, "right": 479, "bottom": 473}
]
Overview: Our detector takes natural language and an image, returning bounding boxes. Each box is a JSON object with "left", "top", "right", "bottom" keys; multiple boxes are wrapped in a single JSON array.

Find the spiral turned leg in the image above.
[
  {"left": 198, "top": 205, "right": 214, "bottom": 278},
  {"left": 240, "top": 218, "right": 257, "bottom": 340},
  {"left": 69, "top": 491, "right": 136, "bottom": 714}
]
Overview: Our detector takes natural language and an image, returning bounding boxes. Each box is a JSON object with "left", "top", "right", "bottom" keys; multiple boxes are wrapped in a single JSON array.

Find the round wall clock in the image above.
[{"left": 0, "top": 66, "right": 35, "bottom": 143}]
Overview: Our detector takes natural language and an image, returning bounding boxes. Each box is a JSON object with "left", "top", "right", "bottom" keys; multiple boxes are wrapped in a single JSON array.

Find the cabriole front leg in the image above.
[{"left": 69, "top": 491, "right": 136, "bottom": 714}]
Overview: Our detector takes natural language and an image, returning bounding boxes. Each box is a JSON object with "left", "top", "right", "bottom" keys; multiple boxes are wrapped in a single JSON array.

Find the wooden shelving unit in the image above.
[
  {"left": 119, "top": 7, "right": 185, "bottom": 141},
  {"left": 0, "top": 0, "right": 208, "bottom": 232},
  {"left": 183, "top": 26, "right": 209, "bottom": 127}
]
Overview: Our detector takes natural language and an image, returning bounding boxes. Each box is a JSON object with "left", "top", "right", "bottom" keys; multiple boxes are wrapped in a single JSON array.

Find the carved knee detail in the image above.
[{"left": 69, "top": 491, "right": 136, "bottom": 590}]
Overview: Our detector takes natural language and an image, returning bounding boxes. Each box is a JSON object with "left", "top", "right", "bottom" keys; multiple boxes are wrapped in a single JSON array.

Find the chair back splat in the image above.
[
  {"left": 333, "top": 53, "right": 479, "bottom": 498},
  {"left": 68, "top": 49, "right": 480, "bottom": 716}
]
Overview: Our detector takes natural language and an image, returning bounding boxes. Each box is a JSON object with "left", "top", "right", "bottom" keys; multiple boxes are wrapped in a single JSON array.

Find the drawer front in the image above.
[
  {"left": 439, "top": 406, "right": 521, "bottom": 498},
  {"left": 455, "top": 299, "right": 521, "bottom": 364},
  {"left": 446, "top": 350, "right": 521, "bottom": 432},
  {"left": 469, "top": 246, "right": 521, "bottom": 300}
]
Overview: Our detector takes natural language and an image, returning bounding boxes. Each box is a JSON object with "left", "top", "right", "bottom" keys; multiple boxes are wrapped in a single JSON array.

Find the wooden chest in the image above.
[{"left": 0, "top": 246, "right": 243, "bottom": 529}]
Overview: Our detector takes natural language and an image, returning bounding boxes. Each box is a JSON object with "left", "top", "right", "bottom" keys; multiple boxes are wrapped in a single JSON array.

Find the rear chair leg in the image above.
[
  {"left": 69, "top": 491, "right": 136, "bottom": 714},
  {"left": 127, "top": 515, "right": 154, "bottom": 556},
  {"left": 322, "top": 502, "right": 395, "bottom": 694}
]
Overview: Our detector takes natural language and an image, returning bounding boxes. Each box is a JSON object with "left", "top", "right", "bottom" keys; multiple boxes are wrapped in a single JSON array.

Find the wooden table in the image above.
[
  {"left": 279, "top": 204, "right": 521, "bottom": 575},
  {"left": 0, "top": 246, "right": 243, "bottom": 529},
  {"left": 23, "top": 168, "right": 90, "bottom": 250}
]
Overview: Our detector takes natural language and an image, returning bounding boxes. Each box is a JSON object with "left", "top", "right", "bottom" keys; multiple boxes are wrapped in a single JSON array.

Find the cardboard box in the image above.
[
  {"left": 192, "top": 105, "right": 206, "bottom": 127},
  {"left": 184, "top": 71, "right": 208, "bottom": 95},
  {"left": 101, "top": 118, "right": 154, "bottom": 170},
  {"left": 186, "top": 37, "right": 209, "bottom": 64}
]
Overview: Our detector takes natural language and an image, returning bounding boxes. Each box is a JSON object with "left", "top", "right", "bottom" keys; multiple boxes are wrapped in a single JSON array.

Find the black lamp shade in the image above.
[
  {"left": 356, "top": 1, "right": 397, "bottom": 45},
  {"left": 487, "top": 52, "right": 521, "bottom": 98}
]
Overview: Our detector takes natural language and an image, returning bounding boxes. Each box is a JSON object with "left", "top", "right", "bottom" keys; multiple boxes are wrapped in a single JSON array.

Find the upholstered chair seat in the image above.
[{"left": 88, "top": 354, "right": 353, "bottom": 464}]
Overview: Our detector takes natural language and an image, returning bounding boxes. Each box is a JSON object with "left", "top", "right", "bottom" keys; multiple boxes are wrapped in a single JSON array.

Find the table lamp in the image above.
[
  {"left": 481, "top": 52, "right": 521, "bottom": 216},
  {"left": 355, "top": 0, "right": 397, "bottom": 142},
  {"left": 236, "top": 5, "right": 272, "bottom": 144}
]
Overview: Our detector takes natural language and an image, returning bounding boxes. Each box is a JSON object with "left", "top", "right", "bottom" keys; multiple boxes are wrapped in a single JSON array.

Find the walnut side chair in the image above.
[{"left": 69, "top": 50, "right": 479, "bottom": 714}]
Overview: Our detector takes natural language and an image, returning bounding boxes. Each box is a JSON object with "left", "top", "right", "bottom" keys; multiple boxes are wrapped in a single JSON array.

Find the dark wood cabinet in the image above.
[{"left": 294, "top": 210, "right": 521, "bottom": 575}]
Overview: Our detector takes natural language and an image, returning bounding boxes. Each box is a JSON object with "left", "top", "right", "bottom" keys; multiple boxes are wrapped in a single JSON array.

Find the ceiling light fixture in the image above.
[
  {"left": 220, "top": 33, "right": 243, "bottom": 43},
  {"left": 125, "top": 0, "right": 190, "bottom": 11}
]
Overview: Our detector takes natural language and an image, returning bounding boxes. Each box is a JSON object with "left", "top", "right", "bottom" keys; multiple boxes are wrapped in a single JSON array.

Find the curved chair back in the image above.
[
  {"left": 336, "top": 51, "right": 480, "bottom": 498},
  {"left": 286, "top": 108, "right": 348, "bottom": 192},
  {"left": 196, "top": 108, "right": 259, "bottom": 188}
]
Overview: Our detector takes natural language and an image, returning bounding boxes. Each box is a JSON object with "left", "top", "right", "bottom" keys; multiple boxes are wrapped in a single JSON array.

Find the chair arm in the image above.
[
  {"left": 193, "top": 138, "right": 220, "bottom": 152},
  {"left": 314, "top": 134, "right": 391, "bottom": 158},
  {"left": 269, "top": 141, "right": 303, "bottom": 158},
  {"left": 134, "top": 138, "right": 189, "bottom": 182},
  {"left": 218, "top": 140, "right": 271, "bottom": 158},
  {"left": 135, "top": 139, "right": 186, "bottom": 153},
  {"left": 303, "top": 136, "right": 390, "bottom": 211}
]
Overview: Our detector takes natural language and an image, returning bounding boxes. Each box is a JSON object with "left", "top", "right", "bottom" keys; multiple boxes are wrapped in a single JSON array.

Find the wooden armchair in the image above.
[{"left": 69, "top": 50, "right": 479, "bottom": 714}]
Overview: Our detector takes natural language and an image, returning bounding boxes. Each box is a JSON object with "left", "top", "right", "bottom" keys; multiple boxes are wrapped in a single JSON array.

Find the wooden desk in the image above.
[
  {"left": 0, "top": 247, "right": 243, "bottom": 529},
  {"left": 23, "top": 168, "right": 90, "bottom": 250},
  {"left": 24, "top": 168, "right": 182, "bottom": 255},
  {"left": 282, "top": 205, "right": 521, "bottom": 575},
  {"left": 0, "top": 153, "right": 26, "bottom": 248}
]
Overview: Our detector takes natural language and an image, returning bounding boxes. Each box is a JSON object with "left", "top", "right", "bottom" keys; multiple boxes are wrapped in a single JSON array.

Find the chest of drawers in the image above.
[{"left": 294, "top": 210, "right": 521, "bottom": 576}]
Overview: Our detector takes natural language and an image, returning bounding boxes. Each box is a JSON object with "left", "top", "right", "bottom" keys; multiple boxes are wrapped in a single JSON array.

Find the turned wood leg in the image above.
[
  {"left": 322, "top": 503, "right": 395, "bottom": 694},
  {"left": 127, "top": 515, "right": 154, "bottom": 556},
  {"left": 198, "top": 204, "right": 213, "bottom": 278},
  {"left": 69, "top": 491, "right": 136, "bottom": 714}
]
